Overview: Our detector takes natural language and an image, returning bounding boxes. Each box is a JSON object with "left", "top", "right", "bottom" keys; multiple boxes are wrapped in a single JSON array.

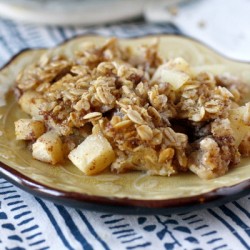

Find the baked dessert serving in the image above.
[{"left": 14, "top": 38, "right": 250, "bottom": 179}]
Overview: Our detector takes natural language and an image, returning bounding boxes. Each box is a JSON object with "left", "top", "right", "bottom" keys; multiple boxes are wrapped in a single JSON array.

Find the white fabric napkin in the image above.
[{"left": 145, "top": 0, "right": 250, "bottom": 61}]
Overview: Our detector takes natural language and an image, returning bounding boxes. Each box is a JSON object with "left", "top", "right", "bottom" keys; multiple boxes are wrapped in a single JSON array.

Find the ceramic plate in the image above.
[
  {"left": 0, "top": 35, "right": 250, "bottom": 214},
  {"left": 0, "top": 0, "right": 147, "bottom": 26}
]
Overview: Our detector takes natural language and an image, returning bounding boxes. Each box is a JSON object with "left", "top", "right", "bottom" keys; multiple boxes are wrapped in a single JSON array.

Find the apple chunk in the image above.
[
  {"left": 152, "top": 57, "right": 191, "bottom": 90},
  {"left": 18, "top": 91, "right": 45, "bottom": 119},
  {"left": 15, "top": 119, "right": 45, "bottom": 140},
  {"left": 32, "top": 131, "right": 63, "bottom": 165},
  {"left": 68, "top": 134, "right": 115, "bottom": 175}
]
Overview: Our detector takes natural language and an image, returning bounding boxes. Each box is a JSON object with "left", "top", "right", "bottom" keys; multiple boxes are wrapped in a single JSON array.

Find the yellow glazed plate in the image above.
[{"left": 0, "top": 35, "right": 250, "bottom": 214}]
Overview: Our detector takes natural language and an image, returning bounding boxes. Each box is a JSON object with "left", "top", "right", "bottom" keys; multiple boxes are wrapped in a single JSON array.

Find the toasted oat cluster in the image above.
[{"left": 14, "top": 38, "right": 250, "bottom": 179}]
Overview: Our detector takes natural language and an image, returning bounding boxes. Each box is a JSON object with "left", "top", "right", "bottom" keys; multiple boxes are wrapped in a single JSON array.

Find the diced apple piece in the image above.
[
  {"left": 18, "top": 91, "right": 45, "bottom": 119},
  {"left": 229, "top": 103, "right": 250, "bottom": 146},
  {"left": 15, "top": 119, "right": 45, "bottom": 140},
  {"left": 160, "top": 70, "right": 190, "bottom": 90},
  {"left": 168, "top": 57, "right": 190, "bottom": 72},
  {"left": 32, "top": 131, "right": 63, "bottom": 165},
  {"left": 152, "top": 57, "right": 190, "bottom": 90},
  {"left": 68, "top": 133, "right": 115, "bottom": 175}
]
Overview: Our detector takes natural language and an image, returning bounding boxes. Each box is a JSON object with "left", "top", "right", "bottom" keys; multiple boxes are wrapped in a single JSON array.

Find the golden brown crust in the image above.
[{"left": 15, "top": 38, "right": 250, "bottom": 179}]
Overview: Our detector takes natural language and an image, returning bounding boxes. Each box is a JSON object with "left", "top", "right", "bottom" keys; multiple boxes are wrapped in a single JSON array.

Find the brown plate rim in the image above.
[{"left": 1, "top": 159, "right": 250, "bottom": 208}]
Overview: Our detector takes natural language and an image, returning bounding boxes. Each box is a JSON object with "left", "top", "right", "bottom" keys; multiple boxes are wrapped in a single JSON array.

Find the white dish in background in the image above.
[{"left": 0, "top": 0, "right": 147, "bottom": 26}]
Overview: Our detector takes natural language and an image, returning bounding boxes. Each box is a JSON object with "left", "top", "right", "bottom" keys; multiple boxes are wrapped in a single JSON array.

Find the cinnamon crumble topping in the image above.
[{"left": 14, "top": 38, "right": 250, "bottom": 179}]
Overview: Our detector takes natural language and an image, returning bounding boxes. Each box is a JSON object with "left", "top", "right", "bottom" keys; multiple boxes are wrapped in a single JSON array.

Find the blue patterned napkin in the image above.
[{"left": 0, "top": 19, "right": 249, "bottom": 250}]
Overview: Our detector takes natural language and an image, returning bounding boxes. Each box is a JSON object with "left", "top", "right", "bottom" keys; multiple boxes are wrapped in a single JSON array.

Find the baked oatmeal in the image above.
[{"left": 14, "top": 38, "right": 250, "bottom": 179}]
